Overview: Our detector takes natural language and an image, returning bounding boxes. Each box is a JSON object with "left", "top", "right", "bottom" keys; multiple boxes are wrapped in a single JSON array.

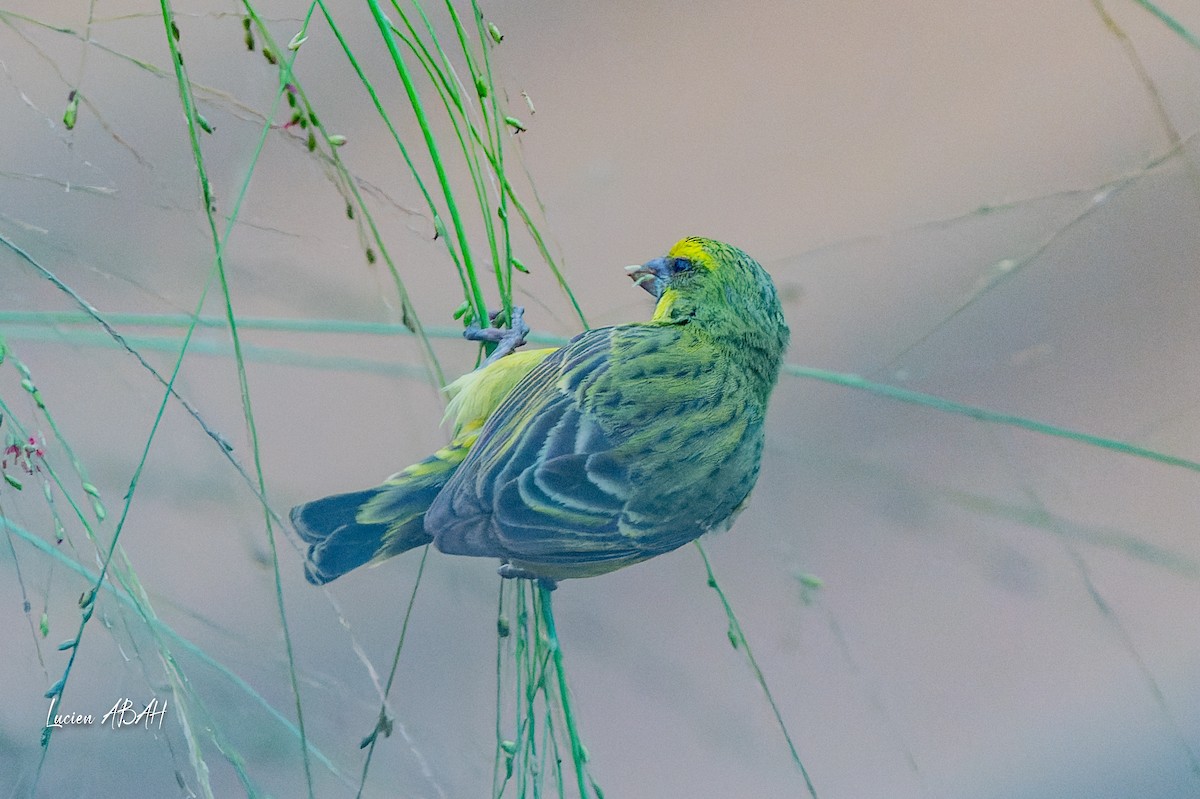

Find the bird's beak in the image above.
[{"left": 624, "top": 257, "right": 672, "bottom": 299}]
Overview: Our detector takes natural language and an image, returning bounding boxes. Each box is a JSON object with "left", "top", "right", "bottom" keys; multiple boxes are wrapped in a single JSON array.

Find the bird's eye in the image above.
[{"left": 671, "top": 257, "right": 694, "bottom": 274}]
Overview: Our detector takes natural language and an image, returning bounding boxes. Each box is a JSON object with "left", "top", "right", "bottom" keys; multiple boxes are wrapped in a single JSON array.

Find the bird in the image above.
[{"left": 291, "top": 236, "right": 789, "bottom": 586}]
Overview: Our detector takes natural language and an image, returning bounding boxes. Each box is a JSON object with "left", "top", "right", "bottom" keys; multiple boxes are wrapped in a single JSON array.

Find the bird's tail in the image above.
[{"left": 291, "top": 435, "right": 474, "bottom": 584}]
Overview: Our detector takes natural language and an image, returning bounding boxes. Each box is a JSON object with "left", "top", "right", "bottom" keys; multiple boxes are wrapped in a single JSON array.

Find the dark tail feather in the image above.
[
  {"left": 291, "top": 487, "right": 432, "bottom": 585},
  {"left": 292, "top": 441, "right": 468, "bottom": 584}
]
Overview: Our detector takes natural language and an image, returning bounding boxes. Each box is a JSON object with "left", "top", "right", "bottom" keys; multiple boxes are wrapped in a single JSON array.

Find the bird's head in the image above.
[{"left": 626, "top": 237, "right": 789, "bottom": 361}]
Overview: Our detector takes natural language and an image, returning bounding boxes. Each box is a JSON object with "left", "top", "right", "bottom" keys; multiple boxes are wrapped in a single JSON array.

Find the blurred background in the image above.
[{"left": 2, "top": 1, "right": 1199, "bottom": 797}]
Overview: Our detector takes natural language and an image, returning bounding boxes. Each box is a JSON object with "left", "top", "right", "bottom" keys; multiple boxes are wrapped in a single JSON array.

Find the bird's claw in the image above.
[
  {"left": 498, "top": 561, "right": 557, "bottom": 590},
  {"left": 466, "top": 306, "right": 530, "bottom": 365}
]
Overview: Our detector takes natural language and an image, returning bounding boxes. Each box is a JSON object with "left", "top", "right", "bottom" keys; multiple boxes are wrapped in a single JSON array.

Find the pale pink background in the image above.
[{"left": 2, "top": 1, "right": 1199, "bottom": 797}]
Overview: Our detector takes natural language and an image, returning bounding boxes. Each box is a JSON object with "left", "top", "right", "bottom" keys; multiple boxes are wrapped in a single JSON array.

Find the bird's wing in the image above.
[{"left": 425, "top": 324, "right": 704, "bottom": 565}]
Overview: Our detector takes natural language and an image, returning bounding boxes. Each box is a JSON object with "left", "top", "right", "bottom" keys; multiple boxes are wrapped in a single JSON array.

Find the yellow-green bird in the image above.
[{"left": 292, "top": 237, "right": 789, "bottom": 585}]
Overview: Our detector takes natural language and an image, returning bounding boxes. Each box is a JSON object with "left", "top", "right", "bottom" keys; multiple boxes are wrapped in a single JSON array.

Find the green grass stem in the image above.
[
  {"left": 365, "top": 0, "right": 489, "bottom": 328},
  {"left": 785, "top": 366, "right": 1200, "bottom": 474},
  {"left": 696, "top": 542, "right": 818, "bottom": 798},
  {"left": 537, "top": 583, "right": 592, "bottom": 799}
]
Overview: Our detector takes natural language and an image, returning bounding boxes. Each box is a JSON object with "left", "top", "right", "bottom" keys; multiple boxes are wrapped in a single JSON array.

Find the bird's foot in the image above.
[
  {"left": 498, "top": 562, "right": 557, "bottom": 591},
  {"left": 465, "top": 306, "right": 529, "bottom": 366}
]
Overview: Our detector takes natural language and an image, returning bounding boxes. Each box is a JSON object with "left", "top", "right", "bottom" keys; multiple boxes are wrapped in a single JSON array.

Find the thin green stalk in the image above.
[
  {"left": 356, "top": 545, "right": 431, "bottom": 797},
  {"left": 0, "top": 325, "right": 433, "bottom": 378},
  {"left": 493, "top": 582, "right": 510, "bottom": 799},
  {"left": 988, "top": 432, "right": 1200, "bottom": 777},
  {"left": 15, "top": 218, "right": 249, "bottom": 793},
  {"left": 696, "top": 542, "right": 818, "bottom": 798},
  {"left": 514, "top": 585, "right": 533, "bottom": 796},
  {"left": 406, "top": 4, "right": 585, "bottom": 324},
  {"left": 432, "top": 0, "right": 512, "bottom": 316},
  {"left": 884, "top": 135, "right": 1191, "bottom": 368},
  {"left": 256, "top": 1, "right": 446, "bottom": 388},
  {"left": 1, "top": 515, "right": 351, "bottom": 785},
  {"left": 387, "top": 14, "right": 507, "bottom": 321},
  {"left": 316, "top": 0, "right": 478, "bottom": 346},
  {"left": 537, "top": 583, "right": 591, "bottom": 799},
  {"left": 398, "top": 2, "right": 500, "bottom": 276},
  {"left": 0, "top": 310, "right": 450, "bottom": 335},
  {"left": 784, "top": 365, "right": 1200, "bottom": 474},
  {"left": 14, "top": 305, "right": 1190, "bottom": 477},
  {"left": 402, "top": 52, "right": 585, "bottom": 328},
  {"left": 0, "top": 350, "right": 100, "bottom": 525},
  {"left": 0, "top": 240, "right": 318, "bottom": 528},
  {"left": 385, "top": 0, "right": 514, "bottom": 325},
  {"left": 468, "top": 2, "right": 515, "bottom": 309},
  {"left": 0, "top": 393, "right": 97, "bottom": 559},
  {"left": 364, "top": 0, "right": 489, "bottom": 327},
  {"left": 158, "top": 3, "right": 324, "bottom": 794},
  {"left": 31, "top": 255, "right": 213, "bottom": 791},
  {"left": 1131, "top": 0, "right": 1200, "bottom": 50}
]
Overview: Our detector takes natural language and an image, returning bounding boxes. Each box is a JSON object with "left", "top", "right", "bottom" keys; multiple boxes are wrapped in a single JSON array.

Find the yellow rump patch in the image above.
[{"left": 442, "top": 347, "right": 558, "bottom": 435}]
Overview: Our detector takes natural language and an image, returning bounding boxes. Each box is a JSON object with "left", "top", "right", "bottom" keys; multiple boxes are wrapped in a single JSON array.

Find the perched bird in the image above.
[{"left": 292, "top": 237, "right": 789, "bottom": 585}]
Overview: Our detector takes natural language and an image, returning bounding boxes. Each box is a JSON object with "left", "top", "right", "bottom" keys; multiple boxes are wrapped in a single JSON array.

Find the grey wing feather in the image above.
[{"left": 425, "top": 328, "right": 646, "bottom": 563}]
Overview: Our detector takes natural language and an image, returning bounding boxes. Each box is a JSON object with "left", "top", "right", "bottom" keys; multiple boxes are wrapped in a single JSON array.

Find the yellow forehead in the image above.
[{"left": 667, "top": 237, "right": 717, "bottom": 270}]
